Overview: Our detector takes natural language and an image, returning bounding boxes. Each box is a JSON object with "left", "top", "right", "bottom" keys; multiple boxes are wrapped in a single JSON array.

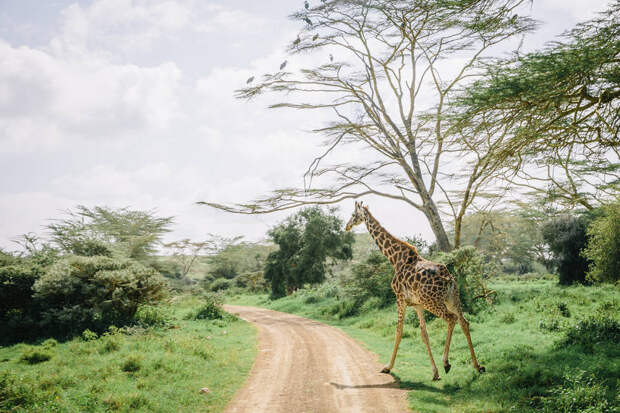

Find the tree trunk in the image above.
[{"left": 421, "top": 197, "right": 452, "bottom": 252}]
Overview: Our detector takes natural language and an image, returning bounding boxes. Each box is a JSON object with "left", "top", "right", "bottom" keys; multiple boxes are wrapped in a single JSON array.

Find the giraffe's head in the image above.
[{"left": 345, "top": 201, "right": 366, "bottom": 231}]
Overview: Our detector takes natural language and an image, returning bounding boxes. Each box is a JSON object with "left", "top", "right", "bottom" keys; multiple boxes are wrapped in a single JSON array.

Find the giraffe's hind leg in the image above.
[{"left": 444, "top": 296, "right": 485, "bottom": 374}]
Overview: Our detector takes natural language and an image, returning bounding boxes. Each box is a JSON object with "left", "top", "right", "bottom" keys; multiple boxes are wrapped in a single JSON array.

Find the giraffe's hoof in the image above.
[
  {"left": 380, "top": 367, "right": 391, "bottom": 374},
  {"left": 432, "top": 374, "right": 441, "bottom": 381},
  {"left": 478, "top": 366, "right": 486, "bottom": 373},
  {"left": 444, "top": 363, "right": 451, "bottom": 374}
]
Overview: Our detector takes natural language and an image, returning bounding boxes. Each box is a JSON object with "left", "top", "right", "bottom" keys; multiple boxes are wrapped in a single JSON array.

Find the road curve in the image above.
[{"left": 223, "top": 305, "right": 409, "bottom": 413}]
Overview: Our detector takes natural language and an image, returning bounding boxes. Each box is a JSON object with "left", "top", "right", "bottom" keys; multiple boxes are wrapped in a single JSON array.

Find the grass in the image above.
[
  {"left": 0, "top": 295, "right": 257, "bottom": 413},
  {"left": 228, "top": 277, "right": 620, "bottom": 413}
]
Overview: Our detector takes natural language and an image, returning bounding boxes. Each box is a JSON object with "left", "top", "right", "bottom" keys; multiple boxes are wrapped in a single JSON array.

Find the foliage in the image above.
[
  {"left": 134, "top": 305, "right": 170, "bottom": 328},
  {"left": 33, "top": 255, "right": 167, "bottom": 335},
  {"left": 453, "top": 4, "right": 620, "bottom": 209},
  {"left": 208, "top": 278, "right": 233, "bottom": 292},
  {"left": 456, "top": 209, "right": 548, "bottom": 273},
  {"left": 582, "top": 199, "right": 620, "bottom": 283},
  {"left": 541, "top": 214, "right": 591, "bottom": 284},
  {"left": 19, "top": 347, "right": 53, "bottom": 364},
  {"left": 188, "top": 293, "right": 227, "bottom": 321},
  {"left": 265, "top": 207, "right": 354, "bottom": 298},
  {"left": 560, "top": 315, "right": 620, "bottom": 354},
  {"left": 344, "top": 251, "right": 394, "bottom": 310},
  {"left": 541, "top": 370, "right": 616, "bottom": 413},
  {"left": 47, "top": 205, "right": 173, "bottom": 261},
  {"left": 432, "top": 246, "right": 498, "bottom": 313},
  {"left": 121, "top": 354, "right": 142, "bottom": 372}
]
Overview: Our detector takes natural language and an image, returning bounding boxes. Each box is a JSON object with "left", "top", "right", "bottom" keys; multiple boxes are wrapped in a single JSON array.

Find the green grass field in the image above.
[
  {"left": 0, "top": 295, "right": 257, "bottom": 413},
  {"left": 228, "top": 277, "right": 619, "bottom": 412}
]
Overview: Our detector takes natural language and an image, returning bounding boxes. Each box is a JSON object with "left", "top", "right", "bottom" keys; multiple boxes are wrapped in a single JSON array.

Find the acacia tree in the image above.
[
  {"left": 48, "top": 206, "right": 173, "bottom": 261},
  {"left": 452, "top": 3, "right": 620, "bottom": 210},
  {"left": 200, "top": 0, "right": 535, "bottom": 251}
]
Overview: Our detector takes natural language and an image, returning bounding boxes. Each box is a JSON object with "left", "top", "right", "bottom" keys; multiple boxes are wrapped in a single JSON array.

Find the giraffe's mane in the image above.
[{"left": 364, "top": 205, "right": 420, "bottom": 256}]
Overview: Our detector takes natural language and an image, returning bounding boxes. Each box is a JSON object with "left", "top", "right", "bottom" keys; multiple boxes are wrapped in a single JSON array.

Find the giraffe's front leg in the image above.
[
  {"left": 381, "top": 299, "right": 406, "bottom": 374},
  {"left": 415, "top": 306, "right": 440, "bottom": 381}
]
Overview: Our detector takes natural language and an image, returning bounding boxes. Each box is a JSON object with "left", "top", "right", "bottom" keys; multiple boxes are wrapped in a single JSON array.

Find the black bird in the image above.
[
  {"left": 293, "top": 37, "right": 301, "bottom": 46},
  {"left": 280, "top": 60, "right": 288, "bottom": 70},
  {"left": 304, "top": 17, "right": 312, "bottom": 25},
  {"left": 329, "top": 53, "right": 333, "bottom": 62},
  {"left": 246, "top": 76, "right": 254, "bottom": 84},
  {"left": 312, "top": 33, "right": 319, "bottom": 41},
  {"left": 304, "top": 1, "right": 309, "bottom": 9}
]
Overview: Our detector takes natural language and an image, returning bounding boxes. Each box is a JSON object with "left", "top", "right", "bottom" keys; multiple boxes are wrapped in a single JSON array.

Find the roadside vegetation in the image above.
[{"left": 0, "top": 207, "right": 256, "bottom": 412}]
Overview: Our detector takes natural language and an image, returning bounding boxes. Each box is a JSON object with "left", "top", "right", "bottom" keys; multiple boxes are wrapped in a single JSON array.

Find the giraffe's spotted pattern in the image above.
[{"left": 345, "top": 201, "right": 485, "bottom": 380}]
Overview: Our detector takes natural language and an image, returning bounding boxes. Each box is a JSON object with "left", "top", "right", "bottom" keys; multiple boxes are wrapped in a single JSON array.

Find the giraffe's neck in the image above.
[{"left": 363, "top": 208, "right": 419, "bottom": 266}]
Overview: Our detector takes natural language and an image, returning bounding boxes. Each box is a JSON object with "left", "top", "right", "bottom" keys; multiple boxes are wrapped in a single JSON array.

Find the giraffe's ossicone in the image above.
[{"left": 346, "top": 201, "right": 485, "bottom": 381}]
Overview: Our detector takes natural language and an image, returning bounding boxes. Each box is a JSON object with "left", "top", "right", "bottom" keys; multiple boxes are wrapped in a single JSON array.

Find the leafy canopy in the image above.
[{"left": 265, "top": 207, "right": 354, "bottom": 298}]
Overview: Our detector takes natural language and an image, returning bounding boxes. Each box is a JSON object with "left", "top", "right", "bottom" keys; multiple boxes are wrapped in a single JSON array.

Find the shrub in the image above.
[
  {"left": 191, "top": 293, "right": 225, "bottom": 320},
  {"left": 209, "top": 278, "right": 233, "bottom": 292},
  {"left": 541, "top": 370, "right": 614, "bottom": 413},
  {"left": 33, "top": 255, "right": 167, "bottom": 335},
  {"left": 0, "top": 263, "right": 45, "bottom": 342},
  {"left": 0, "top": 372, "right": 36, "bottom": 410},
  {"left": 19, "top": 346, "right": 53, "bottom": 364},
  {"left": 560, "top": 315, "right": 620, "bottom": 352},
  {"left": 81, "top": 329, "right": 98, "bottom": 341},
  {"left": 432, "top": 246, "right": 497, "bottom": 313},
  {"left": 99, "top": 335, "right": 121, "bottom": 353},
  {"left": 541, "top": 214, "right": 591, "bottom": 284},
  {"left": 344, "top": 252, "right": 394, "bottom": 310},
  {"left": 134, "top": 305, "right": 169, "bottom": 327},
  {"left": 582, "top": 200, "right": 620, "bottom": 283},
  {"left": 121, "top": 355, "right": 142, "bottom": 372}
]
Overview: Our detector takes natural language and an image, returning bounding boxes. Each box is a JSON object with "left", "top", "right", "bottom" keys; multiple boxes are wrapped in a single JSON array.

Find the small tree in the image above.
[
  {"left": 542, "top": 214, "right": 591, "bottom": 285},
  {"left": 47, "top": 206, "right": 173, "bottom": 261},
  {"left": 265, "top": 207, "right": 354, "bottom": 298},
  {"left": 163, "top": 238, "right": 215, "bottom": 278},
  {"left": 583, "top": 200, "right": 620, "bottom": 283}
]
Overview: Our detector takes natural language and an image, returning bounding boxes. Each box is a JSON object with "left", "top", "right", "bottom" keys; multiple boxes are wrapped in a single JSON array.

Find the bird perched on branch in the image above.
[
  {"left": 280, "top": 60, "right": 287, "bottom": 70},
  {"left": 246, "top": 76, "right": 254, "bottom": 84},
  {"left": 293, "top": 36, "right": 301, "bottom": 46},
  {"left": 312, "top": 33, "right": 319, "bottom": 41},
  {"left": 329, "top": 53, "right": 334, "bottom": 62},
  {"left": 304, "top": 1, "right": 309, "bottom": 9}
]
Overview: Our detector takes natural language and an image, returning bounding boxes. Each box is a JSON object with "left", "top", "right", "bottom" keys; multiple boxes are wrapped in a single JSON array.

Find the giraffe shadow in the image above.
[{"left": 329, "top": 374, "right": 444, "bottom": 393}]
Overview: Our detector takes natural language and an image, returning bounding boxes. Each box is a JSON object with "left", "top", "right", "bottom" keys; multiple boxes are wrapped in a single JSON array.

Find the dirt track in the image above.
[{"left": 223, "top": 305, "right": 409, "bottom": 413}]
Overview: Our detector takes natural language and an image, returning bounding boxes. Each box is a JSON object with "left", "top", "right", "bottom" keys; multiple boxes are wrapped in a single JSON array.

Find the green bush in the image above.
[
  {"left": 134, "top": 304, "right": 169, "bottom": 327},
  {"left": 209, "top": 278, "right": 233, "bottom": 292},
  {"left": 0, "top": 372, "right": 36, "bottom": 410},
  {"left": 582, "top": 200, "right": 620, "bottom": 283},
  {"left": 344, "top": 252, "right": 394, "bottom": 310},
  {"left": 19, "top": 346, "right": 53, "bottom": 364},
  {"left": 33, "top": 255, "right": 167, "bottom": 335},
  {"left": 81, "top": 329, "right": 98, "bottom": 341},
  {"left": 542, "top": 214, "right": 591, "bottom": 285},
  {"left": 121, "top": 355, "right": 142, "bottom": 372},
  {"left": 0, "top": 263, "right": 45, "bottom": 342},
  {"left": 541, "top": 370, "right": 615, "bottom": 413},
  {"left": 191, "top": 293, "right": 225, "bottom": 320},
  {"left": 560, "top": 315, "right": 620, "bottom": 353},
  {"left": 432, "top": 246, "right": 497, "bottom": 313}
]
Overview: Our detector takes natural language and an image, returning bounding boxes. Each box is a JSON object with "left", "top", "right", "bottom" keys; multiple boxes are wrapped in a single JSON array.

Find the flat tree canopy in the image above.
[{"left": 452, "top": 2, "right": 620, "bottom": 209}]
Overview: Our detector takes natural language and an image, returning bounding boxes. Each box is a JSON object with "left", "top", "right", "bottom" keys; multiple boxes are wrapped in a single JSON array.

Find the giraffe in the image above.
[{"left": 345, "top": 201, "right": 485, "bottom": 381}]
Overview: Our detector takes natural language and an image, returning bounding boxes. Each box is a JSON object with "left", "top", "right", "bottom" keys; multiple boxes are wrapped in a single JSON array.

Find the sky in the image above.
[{"left": 0, "top": 0, "right": 611, "bottom": 251}]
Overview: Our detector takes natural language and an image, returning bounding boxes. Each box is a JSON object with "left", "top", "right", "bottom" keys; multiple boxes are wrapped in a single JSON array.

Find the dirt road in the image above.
[{"left": 223, "top": 305, "right": 409, "bottom": 413}]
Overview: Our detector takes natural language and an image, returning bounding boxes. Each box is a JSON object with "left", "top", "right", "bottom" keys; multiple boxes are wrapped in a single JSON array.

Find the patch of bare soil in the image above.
[{"left": 223, "top": 305, "right": 409, "bottom": 413}]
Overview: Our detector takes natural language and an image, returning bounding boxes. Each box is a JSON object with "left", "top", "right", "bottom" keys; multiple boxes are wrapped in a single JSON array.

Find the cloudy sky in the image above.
[{"left": 0, "top": 0, "right": 611, "bottom": 251}]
